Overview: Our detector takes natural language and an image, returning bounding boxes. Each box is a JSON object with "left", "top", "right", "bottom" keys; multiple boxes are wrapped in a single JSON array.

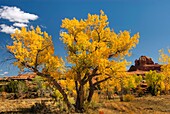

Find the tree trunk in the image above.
[
  {"left": 87, "top": 79, "right": 95, "bottom": 103},
  {"left": 75, "top": 82, "right": 84, "bottom": 112},
  {"left": 87, "top": 78, "right": 94, "bottom": 103},
  {"left": 87, "top": 86, "right": 94, "bottom": 102},
  {"left": 52, "top": 78, "right": 73, "bottom": 110}
]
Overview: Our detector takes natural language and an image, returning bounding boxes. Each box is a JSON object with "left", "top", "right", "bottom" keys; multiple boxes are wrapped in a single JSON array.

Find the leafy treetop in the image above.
[{"left": 60, "top": 10, "right": 140, "bottom": 82}]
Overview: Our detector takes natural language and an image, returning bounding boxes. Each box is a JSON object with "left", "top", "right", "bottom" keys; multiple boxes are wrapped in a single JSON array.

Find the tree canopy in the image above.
[
  {"left": 159, "top": 49, "right": 170, "bottom": 93},
  {"left": 60, "top": 10, "right": 139, "bottom": 83},
  {"left": 60, "top": 10, "right": 140, "bottom": 111}
]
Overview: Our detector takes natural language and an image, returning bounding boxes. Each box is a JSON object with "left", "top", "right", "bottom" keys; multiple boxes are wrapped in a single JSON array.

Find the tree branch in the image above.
[
  {"left": 21, "top": 61, "right": 74, "bottom": 110},
  {"left": 95, "top": 29, "right": 100, "bottom": 42},
  {"left": 93, "top": 75, "right": 111, "bottom": 86},
  {"left": 108, "top": 43, "right": 130, "bottom": 59}
]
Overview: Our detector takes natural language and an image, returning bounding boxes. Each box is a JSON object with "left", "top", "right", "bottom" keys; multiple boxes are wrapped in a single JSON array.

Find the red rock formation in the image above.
[
  {"left": 130, "top": 56, "right": 154, "bottom": 71},
  {"left": 0, "top": 73, "right": 36, "bottom": 82},
  {"left": 128, "top": 56, "right": 161, "bottom": 72},
  {"left": 135, "top": 56, "right": 154, "bottom": 66}
]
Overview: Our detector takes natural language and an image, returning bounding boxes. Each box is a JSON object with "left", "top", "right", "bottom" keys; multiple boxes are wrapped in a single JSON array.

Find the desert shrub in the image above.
[
  {"left": 30, "top": 85, "right": 39, "bottom": 92},
  {"left": 0, "top": 86, "right": 5, "bottom": 92},
  {"left": 30, "top": 101, "right": 52, "bottom": 113},
  {"left": 5, "top": 81, "right": 28, "bottom": 93},
  {"left": 123, "top": 94, "right": 135, "bottom": 102},
  {"left": 5, "top": 81, "right": 18, "bottom": 93},
  {"left": 32, "top": 76, "right": 49, "bottom": 96},
  {"left": 136, "top": 87, "right": 145, "bottom": 97},
  {"left": 1, "top": 91, "right": 7, "bottom": 101},
  {"left": 18, "top": 81, "right": 28, "bottom": 93}
]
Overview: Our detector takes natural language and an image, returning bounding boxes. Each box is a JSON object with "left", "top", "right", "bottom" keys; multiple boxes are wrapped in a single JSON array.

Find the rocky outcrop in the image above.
[
  {"left": 128, "top": 56, "right": 161, "bottom": 72},
  {"left": 135, "top": 56, "right": 154, "bottom": 66}
]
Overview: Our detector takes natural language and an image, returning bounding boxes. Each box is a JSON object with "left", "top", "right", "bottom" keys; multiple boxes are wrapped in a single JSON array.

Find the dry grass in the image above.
[
  {"left": 0, "top": 98, "right": 53, "bottom": 113},
  {"left": 131, "top": 95, "right": 170, "bottom": 113},
  {"left": 88, "top": 95, "right": 170, "bottom": 114},
  {"left": 0, "top": 95, "right": 170, "bottom": 114}
]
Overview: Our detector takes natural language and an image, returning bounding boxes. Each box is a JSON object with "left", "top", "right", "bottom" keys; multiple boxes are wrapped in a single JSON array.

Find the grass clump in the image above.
[{"left": 123, "top": 94, "right": 135, "bottom": 102}]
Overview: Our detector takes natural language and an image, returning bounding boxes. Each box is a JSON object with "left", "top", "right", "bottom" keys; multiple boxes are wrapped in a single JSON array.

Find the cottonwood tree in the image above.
[
  {"left": 145, "top": 70, "right": 165, "bottom": 96},
  {"left": 60, "top": 10, "right": 140, "bottom": 112},
  {"left": 159, "top": 49, "right": 170, "bottom": 94}
]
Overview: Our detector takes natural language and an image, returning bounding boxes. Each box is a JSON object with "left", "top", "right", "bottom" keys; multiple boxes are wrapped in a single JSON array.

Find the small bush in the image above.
[
  {"left": 30, "top": 101, "right": 52, "bottom": 113},
  {"left": 136, "top": 87, "right": 145, "bottom": 97},
  {"left": 5, "top": 81, "right": 28, "bottom": 94},
  {"left": 5, "top": 81, "right": 18, "bottom": 93},
  {"left": 0, "top": 86, "right": 5, "bottom": 92},
  {"left": 123, "top": 94, "right": 135, "bottom": 102}
]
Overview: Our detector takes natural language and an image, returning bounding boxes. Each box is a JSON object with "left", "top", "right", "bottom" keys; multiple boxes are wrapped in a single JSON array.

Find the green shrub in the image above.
[
  {"left": 17, "top": 81, "right": 28, "bottom": 93},
  {"left": 0, "top": 86, "right": 5, "bottom": 92},
  {"left": 30, "top": 101, "right": 52, "bottom": 113},
  {"left": 5, "top": 80, "right": 28, "bottom": 93},
  {"left": 5, "top": 81, "right": 18, "bottom": 93}
]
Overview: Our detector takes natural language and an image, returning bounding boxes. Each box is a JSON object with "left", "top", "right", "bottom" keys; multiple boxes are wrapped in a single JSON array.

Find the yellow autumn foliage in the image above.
[
  {"left": 159, "top": 49, "right": 170, "bottom": 93},
  {"left": 61, "top": 10, "right": 139, "bottom": 74},
  {"left": 7, "top": 26, "right": 64, "bottom": 80}
]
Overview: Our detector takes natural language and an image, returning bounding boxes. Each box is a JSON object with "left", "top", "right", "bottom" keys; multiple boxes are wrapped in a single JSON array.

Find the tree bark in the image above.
[
  {"left": 87, "top": 79, "right": 94, "bottom": 102},
  {"left": 52, "top": 78, "right": 73, "bottom": 110},
  {"left": 87, "top": 86, "right": 94, "bottom": 102},
  {"left": 75, "top": 82, "right": 84, "bottom": 112}
]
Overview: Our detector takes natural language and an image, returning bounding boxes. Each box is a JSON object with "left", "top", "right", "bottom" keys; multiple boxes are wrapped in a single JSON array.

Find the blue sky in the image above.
[{"left": 0, "top": 0, "right": 170, "bottom": 76}]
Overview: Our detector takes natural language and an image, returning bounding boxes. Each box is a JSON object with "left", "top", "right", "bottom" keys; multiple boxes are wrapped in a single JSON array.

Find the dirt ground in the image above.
[{"left": 0, "top": 95, "right": 170, "bottom": 114}]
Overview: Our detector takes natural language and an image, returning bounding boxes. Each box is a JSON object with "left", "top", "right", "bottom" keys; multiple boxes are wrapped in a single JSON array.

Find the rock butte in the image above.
[{"left": 127, "top": 56, "right": 162, "bottom": 75}]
